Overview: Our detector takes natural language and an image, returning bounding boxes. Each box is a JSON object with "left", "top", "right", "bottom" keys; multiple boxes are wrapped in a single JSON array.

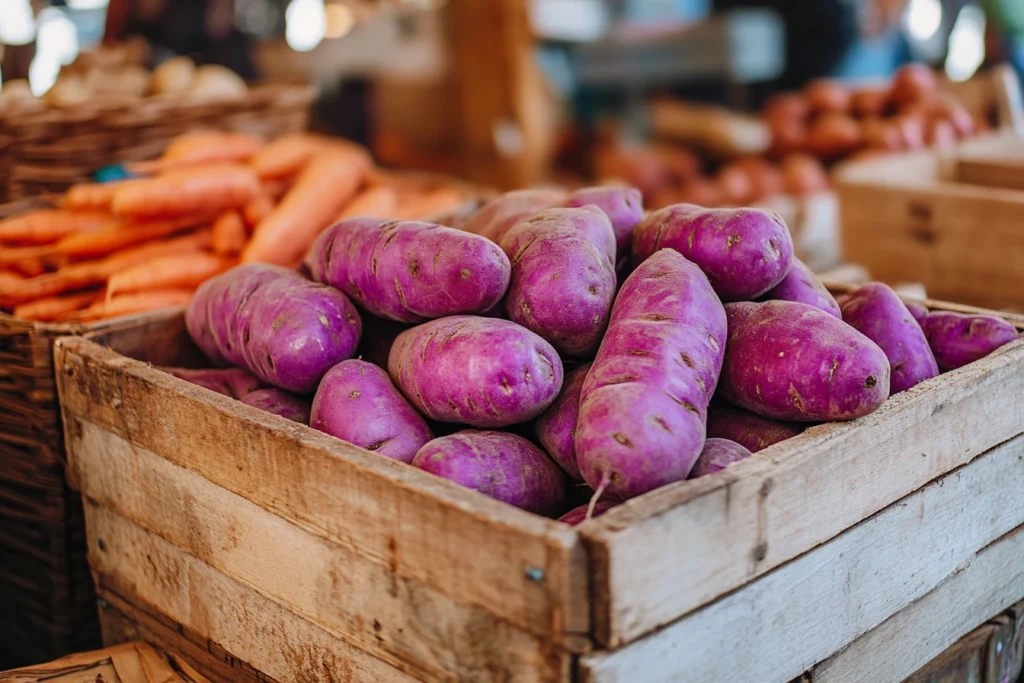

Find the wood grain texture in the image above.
[
  {"left": 811, "top": 523, "right": 1024, "bottom": 683},
  {"left": 0, "top": 641, "right": 209, "bottom": 682},
  {"left": 579, "top": 434, "right": 1024, "bottom": 683},
  {"left": 837, "top": 134, "right": 1024, "bottom": 312},
  {"left": 85, "top": 502, "right": 420, "bottom": 683},
  {"left": 582, "top": 328, "right": 1024, "bottom": 646},
  {"left": 70, "top": 418, "right": 570, "bottom": 682},
  {"left": 55, "top": 331, "right": 589, "bottom": 652},
  {"left": 99, "top": 590, "right": 276, "bottom": 683}
]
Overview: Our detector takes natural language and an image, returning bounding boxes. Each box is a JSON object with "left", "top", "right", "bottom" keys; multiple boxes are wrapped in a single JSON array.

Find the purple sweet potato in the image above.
[
  {"left": 388, "top": 316, "right": 563, "bottom": 427},
  {"left": 762, "top": 257, "right": 841, "bottom": 318},
  {"left": 186, "top": 264, "right": 362, "bottom": 394},
  {"left": 904, "top": 300, "right": 929, "bottom": 323},
  {"left": 632, "top": 204, "right": 794, "bottom": 301},
  {"left": 534, "top": 363, "right": 590, "bottom": 481},
  {"left": 721, "top": 300, "right": 890, "bottom": 421},
  {"left": 307, "top": 218, "right": 510, "bottom": 323},
  {"left": 500, "top": 207, "right": 616, "bottom": 356},
  {"left": 162, "top": 367, "right": 263, "bottom": 399},
  {"left": 564, "top": 186, "right": 643, "bottom": 252},
  {"left": 688, "top": 438, "right": 752, "bottom": 478},
  {"left": 575, "top": 249, "right": 728, "bottom": 500},
  {"left": 460, "top": 188, "right": 569, "bottom": 244},
  {"left": 841, "top": 282, "right": 938, "bottom": 393},
  {"left": 706, "top": 404, "right": 802, "bottom": 452},
  {"left": 239, "top": 388, "right": 311, "bottom": 424},
  {"left": 412, "top": 430, "right": 566, "bottom": 516},
  {"left": 921, "top": 311, "right": 1019, "bottom": 371},
  {"left": 311, "top": 359, "right": 432, "bottom": 463},
  {"left": 558, "top": 500, "right": 618, "bottom": 526}
]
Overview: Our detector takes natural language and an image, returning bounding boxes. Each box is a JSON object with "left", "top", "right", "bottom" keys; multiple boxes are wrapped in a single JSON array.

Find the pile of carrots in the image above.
[{"left": 0, "top": 130, "right": 472, "bottom": 323}]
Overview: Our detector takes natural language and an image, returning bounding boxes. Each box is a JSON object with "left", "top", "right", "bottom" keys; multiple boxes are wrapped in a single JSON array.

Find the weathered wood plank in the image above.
[
  {"left": 579, "top": 434, "right": 1024, "bottom": 683},
  {"left": 85, "top": 502, "right": 422, "bottom": 683},
  {"left": 810, "top": 522, "right": 1024, "bottom": 682},
  {"left": 71, "top": 418, "right": 570, "bottom": 682},
  {"left": 582, "top": 332, "right": 1024, "bottom": 646},
  {"left": 55, "top": 335, "right": 589, "bottom": 651}
]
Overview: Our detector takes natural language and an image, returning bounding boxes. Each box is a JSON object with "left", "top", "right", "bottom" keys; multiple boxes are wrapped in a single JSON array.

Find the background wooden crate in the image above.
[
  {"left": 837, "top": 133, "right": 1024, "bottom": 313},
  {"left": 54, "top": 290, "right": 1024, "bottom": 682}
]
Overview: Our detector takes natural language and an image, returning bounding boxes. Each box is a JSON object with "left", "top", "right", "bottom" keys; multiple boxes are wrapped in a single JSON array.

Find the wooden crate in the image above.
[
  {"left": 55, "top": 293, "right": 1024, "bottom": 682},
  {"left": 837, "top": 133, "right": 1024, "bottom": 312},
  {"left": 0, "top": 641, "right": 209, "bottom": 682}
]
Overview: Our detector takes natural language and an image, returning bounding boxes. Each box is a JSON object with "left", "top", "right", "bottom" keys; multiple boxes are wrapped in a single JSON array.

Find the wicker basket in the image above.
[{"left": 0, "top": 83, "right": 315, "bottom": 202}]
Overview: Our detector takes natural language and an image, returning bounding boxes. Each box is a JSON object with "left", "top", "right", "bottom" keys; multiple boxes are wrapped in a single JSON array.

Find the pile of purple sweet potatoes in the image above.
[{"left": 166, "top": 186, "right": 1019, "bottom": 524}]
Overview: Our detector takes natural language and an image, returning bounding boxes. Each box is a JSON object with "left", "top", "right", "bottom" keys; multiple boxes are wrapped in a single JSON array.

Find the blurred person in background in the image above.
[
  {"left": 980, "top": 0, "right": 1024, "bottom": 78},
  {"left": 105, "top": 0, "right": 257, "bottom": 77}
]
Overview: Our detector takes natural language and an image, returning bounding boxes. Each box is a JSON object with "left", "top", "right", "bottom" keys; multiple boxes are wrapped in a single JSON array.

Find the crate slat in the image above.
[{"left": 578, "top": 434, "right": 1024, "bottom": 683}]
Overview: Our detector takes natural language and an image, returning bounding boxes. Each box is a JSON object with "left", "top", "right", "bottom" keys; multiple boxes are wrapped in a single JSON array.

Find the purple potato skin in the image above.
[
  {"left": 501, "top": 208, "right": 616, "bottom": 357},
  {"left": 558, "top": 500, "right": 618, "bottom": 526},
  {"left": 921, "top": 311, "right": 1019, "bottom": 371},
  {"left": 841, "top": 282, "right": 938, "bottom": 394},
  {"left": 308, "top": 218, "right": 511, "bottom": 323},
  {"left": 564, "top": 186, "right": 643, "bottom": 252},
  {"left": 534, "top": 363, "right": 591, "bottom": 481},
  {"left": 706, "top": 405, "right": 803, "bottom": 453},
  {"left": 239, "top": 388, "right": 311, "bottom": 424},
  {"left": 412, "top": 431, "right": 567, "bottom": 516},
  {"left": 688, "top": 438, "right": 752, "bottom": 478},
  {"left": 762, "top": 258, "right": 841, "bottom": 318},
  {"left": 632, "top": 204, "right": 794, "bottom": 301},
  {"left": 576, "top": 249, "right": 728, "bottom": 500},
  {"left": 187, "top": 264, "right": 362, "bottom": 394},
  {"left": 311, "top": 360, "right": 432, "bottom": 463},
  {"left": 721, "top": 300, "right": 890, "bottom": 422},
  {"left": 461, "top": 188, "right": 569, "bottom": 244},
  {"left": 388, "top": 316, "right": 564, "bottom": 428},
  {"left": 162, "top": 367, "right": 263, "bottom": 399},
  {"left": 905, "top": 300, "right": 929, "bottom": 323}
]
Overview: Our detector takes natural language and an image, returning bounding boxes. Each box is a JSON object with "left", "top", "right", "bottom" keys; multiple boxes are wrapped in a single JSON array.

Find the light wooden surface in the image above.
[
  {"left": 56, "top": 323, "right": 586, "bottom": 682},
  {"left": 838, "top": 134, "right": 1024, "bottom": 312},
  {"left": 956, "top": 155, "right": 1024, "bottom": 192},
  {"left": 70, "top": 418, "right": 568, "bottom": 682},
  {"left": 579, "top": 434, "right": 1024, "bottom": 683},
  {"left": 0, "top": 641, "right": 208, "bottom": 682},
  {"left": 85, "top": 502, "right": 418, "bottom": 683},
  {"left": 810, "top": 523, "right": 1024, "bottom": 683},
  {"left": 581, "top": 311, "right": 1024, "bottom": 647}
]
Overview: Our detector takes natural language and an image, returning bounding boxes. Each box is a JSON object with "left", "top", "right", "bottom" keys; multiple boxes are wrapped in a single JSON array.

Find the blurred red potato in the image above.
[
  {"left": 763, "top": 93, "right": 810, "bottom": 125},
  {"left": 781, "top": 154, "right": 829, "bottom": 195},
  {"left": 861, "top": 118, "right": 904, "bottom": 151},
  {"left": 890, "top": 63, "right": 938, "bottom": 106},
  {"left": 804, "top": 79, "right": 852, "bottom": 115},
  {"left": 851, "top": 87, "right": 892, "bottom": 118},
  {"left": 805, "top": 114, "right": 863, "bottom": 158}
]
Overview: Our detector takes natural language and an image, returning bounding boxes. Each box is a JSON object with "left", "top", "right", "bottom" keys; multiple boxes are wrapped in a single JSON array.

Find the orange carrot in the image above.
[
  {"left": 111, "top": 164, "right": 260, "bottom": 219},
  {"left": 7, "top": 256, "right": 47, "bottom": 278},
  {"left": 55, "top": 214, "right": 208, "bottom": 260},
  {"left": 13, "top": 290, "right": 102, "bottom": 321},
  {"left": 261, "top": 178, "right": 292, "bottom": 201},
  {"left": 390, "top": 187, "right": 466, "bottom": 221},
  {"left": 243, "top": 149, "right": 370, "bottom": 266},
  {"left": 1, "top": 232, "right": 210, "bottom": 308},
  {"left": 212, "top": 211, "right": 248, "bottom": 254},
  {"left": 0, "top": 244, "right": 53, "bottom": 267},
  {"left": 336, "top": 185, "right": 398, "bottom": 221},
  {"left": 127, "top": 131, "right": 264, "bottom": 174},
  {"left": 250, "top": 133, "right": 371, "bottom": 181},
  {"left": 108, "top": 252, "right": 229, "bottom": 300},
  {"left": 69, "top": 288, "right": 196, "bottom": 322},
  {"left": 0, "top": 209, "right": 114, "bottom": 245},
  {"left": 0, "top": 270, "right": 25, "bottom": 287},
  {"left": 242, "top": 194, "right": 274, "bottom": 229},
  {"left": 64, "top": 180, "right": 139, "bottom": 211}
]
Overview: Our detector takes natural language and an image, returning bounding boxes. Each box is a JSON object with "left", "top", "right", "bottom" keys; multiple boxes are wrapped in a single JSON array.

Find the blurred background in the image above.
[{"left": 1, "top": 0, "right": 1021, "bottom": 198}]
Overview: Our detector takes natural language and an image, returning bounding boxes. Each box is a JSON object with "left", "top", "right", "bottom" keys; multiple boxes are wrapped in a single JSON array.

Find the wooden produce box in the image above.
[
  {"left": 0, "top": 641, "right": 208, "bottom": 682},
  {"left": 53, "top": 285, "right": 1024, "bottom": 683},
  {"left": 838, "top": 133, "right": 1024, "bottom": 313}
]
